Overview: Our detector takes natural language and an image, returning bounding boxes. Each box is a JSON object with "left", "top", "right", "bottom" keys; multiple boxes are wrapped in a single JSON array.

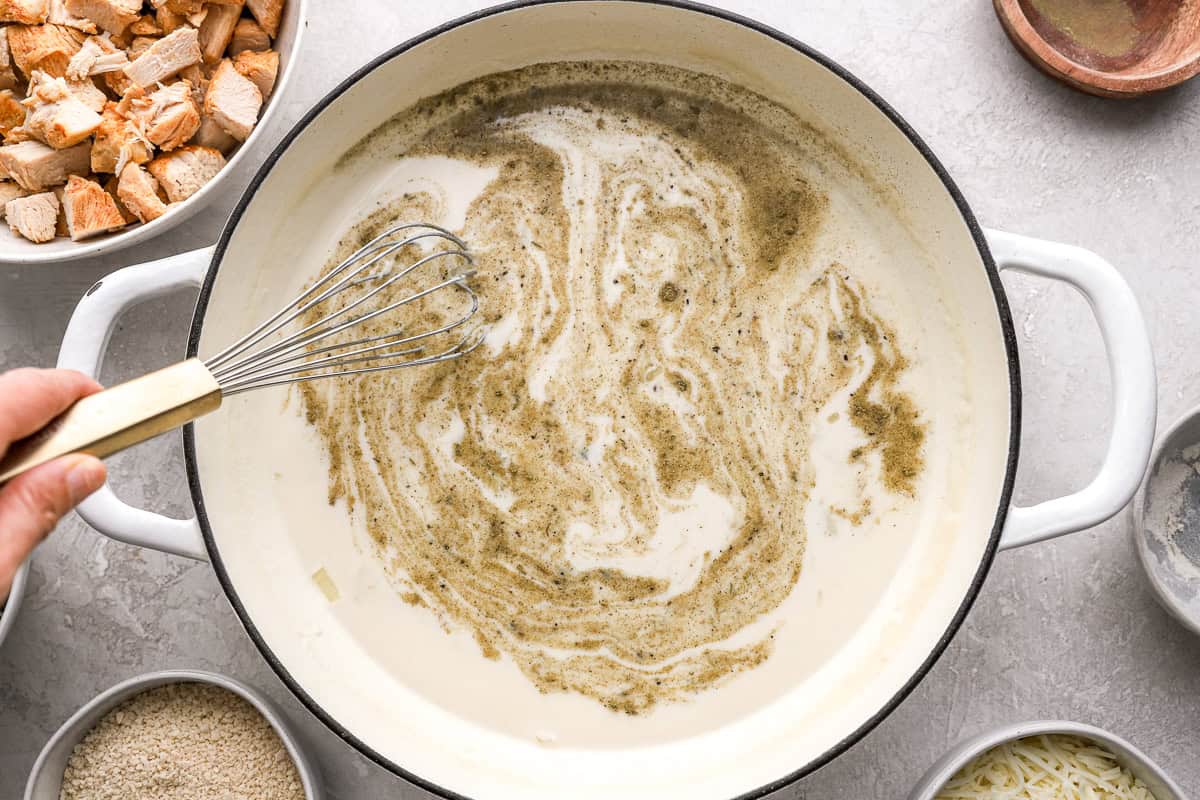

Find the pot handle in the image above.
[
  {"left": 56, "top": 247, "right": 215, "bottom": 562},
  {"left": 986, "top": 229, "right": 1156, "bottom": 550}
]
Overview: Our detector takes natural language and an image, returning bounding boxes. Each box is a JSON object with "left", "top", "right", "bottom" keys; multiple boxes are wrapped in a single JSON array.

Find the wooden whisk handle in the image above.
[{"left": 0, "top": 359, "right": 223, "bottom": 486}]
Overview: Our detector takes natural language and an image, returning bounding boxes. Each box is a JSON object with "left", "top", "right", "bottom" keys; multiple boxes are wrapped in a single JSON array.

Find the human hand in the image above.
[{"left": 0, "top": 369, "right": 107, "bottom": 601}]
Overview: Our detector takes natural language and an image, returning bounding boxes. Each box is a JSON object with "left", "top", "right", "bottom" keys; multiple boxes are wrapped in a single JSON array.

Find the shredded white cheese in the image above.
[{"left": 936, "top": 734, "right": 1159, "bottom": 800}]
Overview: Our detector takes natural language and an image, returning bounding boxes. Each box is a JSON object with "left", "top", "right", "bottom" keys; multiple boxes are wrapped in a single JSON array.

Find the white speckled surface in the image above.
[{"left": 2, "top": 2, "right": 1198, "bottom": 797}]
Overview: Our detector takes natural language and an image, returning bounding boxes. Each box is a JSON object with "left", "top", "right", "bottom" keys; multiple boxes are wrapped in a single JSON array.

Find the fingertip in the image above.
[
  {"left": 61, "top": 369, "right": 104, "bottom": 396},
  {"left": 63, "top": 454, "right": 106, "bottom": 505}
]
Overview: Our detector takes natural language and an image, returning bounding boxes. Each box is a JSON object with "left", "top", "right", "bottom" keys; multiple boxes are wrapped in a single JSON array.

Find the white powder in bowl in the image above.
[
  {"left": 60, "top": 682, "right": 305, "bottom": 800},
  {"left": 1142, "top": 441, "right": 1200, "bottom": 620}
]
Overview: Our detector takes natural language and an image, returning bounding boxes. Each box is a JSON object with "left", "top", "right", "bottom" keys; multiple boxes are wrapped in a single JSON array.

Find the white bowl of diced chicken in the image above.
[{"left": 0, "top": 0, "right": 304, "bottom": 261}]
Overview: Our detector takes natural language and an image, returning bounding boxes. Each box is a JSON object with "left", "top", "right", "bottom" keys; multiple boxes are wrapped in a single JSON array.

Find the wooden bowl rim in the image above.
[{"left": 993, "top": 0, "right": 1200, "bottom": 96}]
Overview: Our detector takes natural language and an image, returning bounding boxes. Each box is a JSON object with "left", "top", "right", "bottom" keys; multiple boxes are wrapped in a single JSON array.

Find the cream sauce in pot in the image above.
[
  {"left": 296, "top": 63, "right": 936, "bottom": 716},
  {"left": 195, "top": 59, "right": 982, "bottom": 758}
]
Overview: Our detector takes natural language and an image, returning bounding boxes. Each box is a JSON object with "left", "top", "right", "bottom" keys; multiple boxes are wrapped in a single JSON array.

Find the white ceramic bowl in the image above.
[
  {"left": 908, "top": 720, "right": 1187, "bottom": 800},
  {"left": 25, "top": 669, "right": 323, "bottom": 800},
  {"left": 0, "top": 0, "right": 307, "bottom": 265},
  {"left": 0, "top": 560, "right": 29, "bottom": 650},
  {"left": 1133, "top": 403, "right": 1200, "bottom": 636}
]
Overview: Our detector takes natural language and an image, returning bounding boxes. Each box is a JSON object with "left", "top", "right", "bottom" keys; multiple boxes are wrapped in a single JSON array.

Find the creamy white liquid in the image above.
[
  {"left": 192, "top": 63, "right": 988, "bottom": 777},
  {"left": 216, "top": 180, "right": 964, "bottom": 744}
]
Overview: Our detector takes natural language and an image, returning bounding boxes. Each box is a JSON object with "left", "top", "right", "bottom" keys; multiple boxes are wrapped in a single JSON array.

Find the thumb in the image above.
[{"left": 0, "top": 455, "right": 106, "bottom": 600}]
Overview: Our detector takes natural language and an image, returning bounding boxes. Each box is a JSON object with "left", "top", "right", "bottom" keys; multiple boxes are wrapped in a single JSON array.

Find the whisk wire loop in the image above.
[
  {"left": 204, "top": 223, "right": 483, "bottom": 395},
  {"left": 210, "top": 253, "right": 473, "bottom": 383},
  {"left": 215, "top": 275, "right": 479, "bottom": 387},
  {"left": 206, "top": 223, "right": 467, "bottom": 371}
]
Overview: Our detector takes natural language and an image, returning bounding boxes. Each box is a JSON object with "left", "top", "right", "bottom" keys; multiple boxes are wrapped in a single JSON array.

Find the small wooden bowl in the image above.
[{"left": 994, "top": 0, "right": 1200, "bottom": 98}]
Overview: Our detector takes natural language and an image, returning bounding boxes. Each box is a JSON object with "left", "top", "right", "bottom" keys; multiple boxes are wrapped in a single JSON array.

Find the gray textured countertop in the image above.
[{"left": 2, "top": 1, "right": 1199, "bottom": 797}]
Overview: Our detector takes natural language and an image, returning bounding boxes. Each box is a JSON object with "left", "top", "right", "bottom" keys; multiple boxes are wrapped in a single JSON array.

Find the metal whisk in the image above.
[
  {"left": 209, "top": 222, "right": 482, "bottom": 395},
  {"left": 0, "top": 223, "right": 484, "bottom": 485}
]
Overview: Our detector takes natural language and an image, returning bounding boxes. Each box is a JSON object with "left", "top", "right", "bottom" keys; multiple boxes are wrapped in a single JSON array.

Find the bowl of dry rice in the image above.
[{"left": 24, "top": 669, "right": 321, "bottom": 800}]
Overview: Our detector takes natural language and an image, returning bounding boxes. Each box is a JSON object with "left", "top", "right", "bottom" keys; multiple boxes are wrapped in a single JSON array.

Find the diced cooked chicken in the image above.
[
  {"left": 149, "top": 82, "right": 200, "bottom": 150},
  {"left": 129, "top": 13, "right": 159, "bottom": 35},
  {"left": 121, "top": 79, "right": 198, "bottom": 151},
  {"left": 6, "top": 190, "right": 58, "bottom": 241},
  {"left": 91, "top": 100, "right": 149, "bottom": 172},
  {"left": 0, "top": 90, "right": 25, "bottom": 136},
  {"left": 3, "top": 123, "right": 33, "bottom": 143},
  {"left": 0, "top": 138, "right": 89, "bottom": 189},
  {"left": 50, "top": 181, "right": 66, "bottom": 233},
  {"left": 7, "top": 23, "right": 85, "bottom": 78},
  {"left": 63, "top": 0, "right": 140, "bottom": 34},
  {"left": 121, "top": 25, "right": 199, "bottom": 87},
  {"left": 116, "top": 161, "right": 166, "bottom": 221},
  {"left": 106, "top": 25, "right": 130, "bottom": 48},
  {"left": 23, "top": 67, "right": 103, "bottom": 112},
  {"left": 146, "top": 143, "right": 222, "bottom": 202},
  {"left": 66, "top": 75, "right": 105, "bottom": 110},
  {"left": 19, "top": 72, "right": 102, "bottom": 148},
  {"left": 155, "top": 5, "right": 185, "bottom": 34},
  {"left": 203, "top": 58, "right": 259, "bottom": 141},
  {"left": 0, "top": 180, "right": 29, "bottom": 214},
  {"left": 197, "top": 0, "right": 239, "bottom": 63},
  {"left": 161, "top": 0, "right": 203, "bottom": 14},
  {"left": 46, "top": 0, "right": 94, "bottom": 32},
  {"left": 245, "top": 0, "right": 280, "bottom": 37},
  {"left": 101, "top": 68, "right": 128, "bottom": 96},
  {"left": 0, "top": 0, "right": 47, "bottom": 25},
  {"left": 102, "top": 33, "right": 154, "bottom": 91},
  {"left": 233, "top": 48, "right": 276, "bottom": 99},
  {"left": 0, "top": 29, "right": 17, "bottom": 89},
  {"left": 101, "top": 172, "right": 133, "bottom": 221},
  {"left": 178, "top": 61, "right": 204, "bottom": 101},
  {"left": 228, "top": 17, "right": 268, "bottom": 55},
  {"left": 128, "top": 35, "right": 157, "bottom": 57},
  {"left": 61, "top": 173, "right": 123, "bottom": 238},
  {"left": 66, "top": 34, "right": 127, "bottom": 78},
  {"left": 92, "top": 47, "right": 128, "bottom": 73},
  {"left": 188, "top": 113, "right": 233, "bottom": 152}
]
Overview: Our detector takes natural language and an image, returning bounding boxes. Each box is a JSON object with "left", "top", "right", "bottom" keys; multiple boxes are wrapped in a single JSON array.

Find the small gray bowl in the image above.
[
  {"left": 1134, "top": 404, "right": 1200, "bottom": 636},
  {"left": 0, "top": 561, "right": 30, "bottom": 651},
  {"left": 25, "top": 669, "right": 323, "bottom": 800},
  {"left": 908, "top": 720, "right": 1186, "bottom": 800}
]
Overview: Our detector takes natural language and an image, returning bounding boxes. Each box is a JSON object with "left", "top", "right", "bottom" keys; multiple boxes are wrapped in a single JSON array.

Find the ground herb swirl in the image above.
[{"left": 299, "top": 62, "right": 925, "bottom": 714}]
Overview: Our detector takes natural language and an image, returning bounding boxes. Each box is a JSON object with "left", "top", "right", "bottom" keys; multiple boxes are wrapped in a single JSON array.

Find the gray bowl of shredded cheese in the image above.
[
  {"left": 24, "top": 669, "right": 322, "bottom": 800},
  {"left": 908, "top": 721, "right": 1186, "bottom": 800}
]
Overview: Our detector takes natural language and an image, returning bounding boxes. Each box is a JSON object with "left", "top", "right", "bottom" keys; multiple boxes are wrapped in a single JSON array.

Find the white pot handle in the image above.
[
  {"left": 56, "top": 247, "right": 215, "bottom": 561},
  {"left": 986, "top": 229, "right": 1156, "bottom": 550}
]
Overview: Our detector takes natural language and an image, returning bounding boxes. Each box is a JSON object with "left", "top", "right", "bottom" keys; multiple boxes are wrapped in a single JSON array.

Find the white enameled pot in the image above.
[
  {"left": 54, "top": 3, "right": 1157, "bottom": 799},
  {"left": 0, "top": 0, "right": 307, "bottom": 264}
]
